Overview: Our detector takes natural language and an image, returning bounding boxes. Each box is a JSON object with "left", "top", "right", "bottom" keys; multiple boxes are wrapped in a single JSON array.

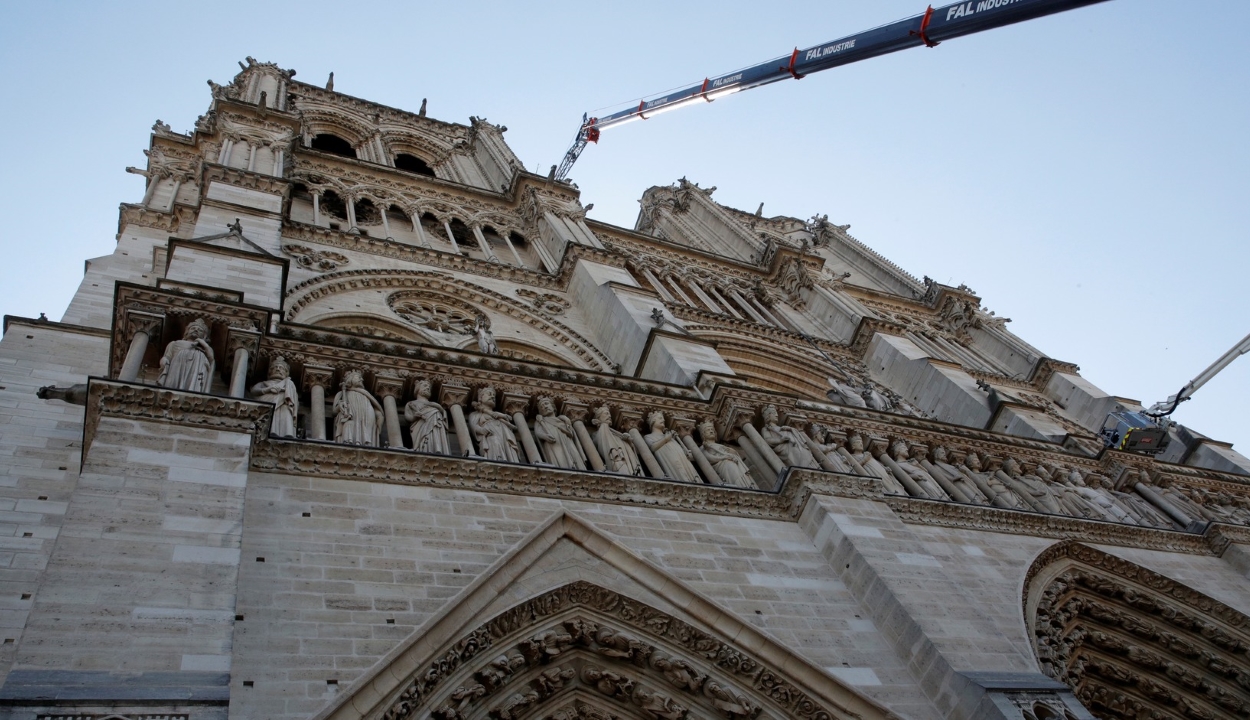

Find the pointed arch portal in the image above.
[
  {"left": 1026, "top": 542, "right": 1250, "bottom": 720},
  {"left": 312, "top": 512, "right": 894, "bottom": 720}
]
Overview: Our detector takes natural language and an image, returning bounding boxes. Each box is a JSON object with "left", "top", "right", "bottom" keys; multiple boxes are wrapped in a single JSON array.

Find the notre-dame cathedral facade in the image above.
[{"left": 1, "top": 58, "right": 1248, "bottom": 720}]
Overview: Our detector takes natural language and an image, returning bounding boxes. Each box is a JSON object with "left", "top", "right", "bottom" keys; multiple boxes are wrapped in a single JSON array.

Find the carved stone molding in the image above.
[
  {"left": 83, "top": 379, "right": 274, "bottom": 460},
  {"left": 886, "top": 497, "right": 1215, "bottom": 556},
  {"left": 374, "top": 581, "right": 878, "bottom": 720},
  {"left": 282, "top": 243, "right": 350, "bottom": 271},
  {"left": 1026, "top": 542, "right": 1250, "bottom": 720}
]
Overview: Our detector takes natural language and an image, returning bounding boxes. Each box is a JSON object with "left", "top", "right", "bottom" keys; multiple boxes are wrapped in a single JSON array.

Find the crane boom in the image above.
[
  {"left": 555, "top": 0, "right": 1111, "bottom": 181},
  {"left": 1148, "top": 331, "right": 1250, "bottom": 417}
]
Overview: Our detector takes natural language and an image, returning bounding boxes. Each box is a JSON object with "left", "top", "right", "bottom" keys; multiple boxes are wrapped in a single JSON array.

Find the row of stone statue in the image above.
[
  {"left": 248, "top": 360, "right": 761, "bottom": 488},
  {"left": 246, "top": 358, "right": 1250, "bottom": 528}
]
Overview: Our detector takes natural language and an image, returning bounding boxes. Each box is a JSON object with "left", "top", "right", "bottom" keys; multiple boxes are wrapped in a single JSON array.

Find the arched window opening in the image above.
[
  {"left": 320, "top": 190, "right": 348, "bottom": 224},
  {"left": 419, "top": 213, "right": 455, "bottom": 252},
  {"left": 310, "top": 133, "right": 356, "bottom": 159},
  {"left": 385, "top": 205, "right": 418, "bottom": 245},
  {"left": 289, "top": 183, "right": 316, "bottom": 225},
  {"left": 508, "top": 231, "right": 543, "bottom": 270},
  {"left": 448, "top": 219, "right": 479, "bottom": 259},
  {"left": 394, "top": 153, "right": 435, "bottom": 177},
  {"left": 354, "top": 198, "right": 381, "bottom": 236}
]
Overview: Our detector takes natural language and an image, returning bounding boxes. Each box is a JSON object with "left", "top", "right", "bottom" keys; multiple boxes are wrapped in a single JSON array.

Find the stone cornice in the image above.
[
  {"left": 2, "top": 315, "right": 109, "bottom": 338},
  {"left": 117, "top": 203, "right": 198, "bottom": 237},
  {"left": 200, "top": 162, "right": 291, "bottom": 197},
  {"left": 885, "top": 496, "right": 1215, "bottom": 555},
  {"left": 83, "top": 378, "right": 273, "bottom": 463}
]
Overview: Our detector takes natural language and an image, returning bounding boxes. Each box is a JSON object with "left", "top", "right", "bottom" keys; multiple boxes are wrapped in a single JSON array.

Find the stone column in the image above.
[
  {"left": 273, "top": 148, "right": 284, "bottom": 175},
  {"left": 374, "top": 375, "right": 406, "bottom": 449},
  {"left": 302, "top": 365, "right": 334, "bottom": 441},
  {"left": 471, "top": 224, "right": 500, "bottom": 263},
  {"left": 442, "top": 219, "right": 462, "bottom": 254},
  {"left": 1133, "top": 481, "right": 1194, "bottom": 527},
  {"left": 802, "top": 433, "right": 848, "bottom": 474},
  {"left": 503, "top": 392, "right": 543, "bottom": 464},
  {"left": 225, "top": 326, "right": 261, "bottom": 399},
  {"left": 836, "top": 446, "right": 869, "bottom": 475},
  {"left": 741, "top": 423, "right": 785, "bottom": 475},
  {"left": 217, "top": 139, "right": 233, "bottom": 165},
  {"left": 140, "top": 171, "right": 163, "bottom": 208},
  {"left": 563, "top": 400, "right": 604, "bottom": 472},
  {"left": 245, "top": 143, "right": 257, "bottom": 172},
  {"left": 439, "top": 384, "right": 476, "bottom": 457},
  {"left": 410, "top": 211, "right": 432, "bottom": 248},
  {"left": 379, "top": 206, "right": 393, "bottom": 240},
  {"left": 729, "top": 288, "right": 772, "bottom": 325},
  {"left": 346, "top": 196, "right": 358, "bottom": 233},
  {"left": 878, "top": 447, "right": 929, "bottom": 499},
  {"left": 685, "top": 281, "right": 723, "bottom": 314},
  {"left": 641, "top": 268, "right": 675, "bottom": 302},
  {"left": 312, "top": 190, "right": 322, "bottom": 226},
  {"left": 673, "top": 416, "right": 720, "bottom": 485},
  {"left": 707, "top": 285, "right": 743, "bottom": 319},
  {"left": 619, "top": 409, "right": 664, "bottom": 479},
  {"left": 166, "top": 179, "right": 183, "bottom": 212},
  {"left": 118, "top": 310, "right": 164, "bottom": 382},
  {"left": 501, "top": 231, "right": 525, "bottom": 267}
]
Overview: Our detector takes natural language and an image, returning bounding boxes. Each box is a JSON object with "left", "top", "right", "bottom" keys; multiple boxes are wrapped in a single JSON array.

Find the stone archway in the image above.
[
  {"left": 1025, "top": 542, "right": 1250, "bottom": 720},
  {"left": 379, "top": 580, "right": 859, "bottom": 720}
]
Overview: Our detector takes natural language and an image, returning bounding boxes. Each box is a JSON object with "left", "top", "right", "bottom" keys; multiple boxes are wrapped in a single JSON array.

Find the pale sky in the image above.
[{"left": 1, "top": 0, "right": 1246, "bottom": 454}]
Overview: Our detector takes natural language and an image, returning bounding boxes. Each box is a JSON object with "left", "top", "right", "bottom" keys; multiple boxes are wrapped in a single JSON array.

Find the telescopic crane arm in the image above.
[
  {"left": 1147, "top": 331, "right": 1250, "bottom": 418},
  {"left": 556, "top": 0, "right": 1111, "bottom": 181}
]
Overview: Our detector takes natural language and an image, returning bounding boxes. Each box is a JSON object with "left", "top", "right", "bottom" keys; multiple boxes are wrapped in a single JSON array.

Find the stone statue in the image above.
[
  {"left": 333, "top": 370, "right": 382, "bottom": 446},
  {"left": 158, "top": 318, "right": 215, "bottom": 393},
  {"left": 848, "top": 433, "right": 905, "bottom": 495},
  {"left": 827, "top": 378, "right": 867, "bottom": 408},
  {"left": 886, "top": 441, "right": 949, "bottom": 500},
  {"left": 697, "top": 420, "right": 755, "bottom": 488},
  {"left": 404, "top": 379, "right": 450, "bottom": 455},
  {"left": 644, "top": 411, "right": 700, "bottom": 482},
  {"left": 1050, "top": 466, "right": 1117, "bottom": 521},
  {"left": 759, "top": 404, "right": 818, "bottom": 468},
  {"left": 468, "top": 387, "right": 520, "bottom": 462},
  {"left": 929, "top": 446, "right": 988, "bottom": 503},
  {"left": 808, "top": 424, "right": 852, "bottom": 472},
  {"left": 962, "top": 452, "right": 1028, "bottom": 510},
  {"left": 1001, "top": 458, "right": 1064, "bottom": 514},
  {"left": 474, "top": 313, "right": 499, "bottom": 355},
  {"left": 250, "top": 356, "right": 299, "bottom": 437},
  {"left": 533, "top": 396, "right": 585, "bottom": 470},
  {"left": 591, "top": 405, "right": 642, "bottom": 476},
  {"left": 860, "top": 385, "right": 891, "bottom": 412}
]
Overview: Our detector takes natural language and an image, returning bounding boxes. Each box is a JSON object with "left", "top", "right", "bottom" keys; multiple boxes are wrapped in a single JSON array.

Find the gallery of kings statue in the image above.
[{"left": 1, "top": 59, "right": 1248, "bottom": 720}]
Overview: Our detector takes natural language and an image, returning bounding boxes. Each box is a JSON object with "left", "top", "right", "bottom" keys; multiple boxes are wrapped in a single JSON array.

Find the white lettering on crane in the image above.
[
  {"left": 804, "top": 38, "right": 857, "bottom": 62},
  {"left": 711, "top": 73, "right": 743, "bottom": 88},
  {"left": 947, "top": 0, "right": 1028, "bottom": 21}
]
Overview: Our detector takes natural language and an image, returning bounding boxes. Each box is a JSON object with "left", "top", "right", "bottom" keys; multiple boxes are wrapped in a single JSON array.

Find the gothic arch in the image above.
[
  {"left": 1024, "top": 541, "right": 1250, "bottom": 720},
  {"left": 310, "top": 511, "right": 894, "bottom": 720},
  {"left": 685, "top": 331, "right": 829, "bottom": 400},
  {"left": 312, "top": 313, "right": 432, "bottom": 343},
  {"left": 284, "top": 269, "right": 613, "bottom": 371}
]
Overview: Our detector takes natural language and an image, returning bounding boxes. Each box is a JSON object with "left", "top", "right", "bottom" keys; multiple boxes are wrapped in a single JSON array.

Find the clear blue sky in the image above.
[{"left": 2, "top": 1, "right": 1246, "bottom": 455}]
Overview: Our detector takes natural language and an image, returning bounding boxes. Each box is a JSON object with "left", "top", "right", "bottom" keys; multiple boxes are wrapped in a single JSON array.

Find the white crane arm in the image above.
[{"left": 1149, "top": 331, "right": 1250, "bottom": 415}]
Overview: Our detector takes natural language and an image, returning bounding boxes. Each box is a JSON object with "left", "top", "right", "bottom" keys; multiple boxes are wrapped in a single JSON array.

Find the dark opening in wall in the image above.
[
  {"left": 394, "top": 153, "right": 435, "bottom": 177},
  {"left": 311, "top": 134, "right": 356, "bottom": 159},
  {"left": 320, "top": 190, "right": 348, "bottom": 220}
]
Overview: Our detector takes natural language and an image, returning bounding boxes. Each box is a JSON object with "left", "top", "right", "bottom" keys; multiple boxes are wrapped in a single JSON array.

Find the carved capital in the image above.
[
  {"left": 124, "top": 309, "right": 165, "bottom": 344},
  {"left": 439, "top": 383, "right": 471, "bottom": 408},
  {"left": 501, "top": 391, "right": 531, "bottom": 416},
  {"left": 615, "top": 407, "right": 644, "bottom": 432},
  {"left": 302, "top": 364, "right": 335, "bottom": 392},
  {"left": 561, "top": 399, "right": 591, "bottom": 423},
  {"left": 226, "top": 326, "right": 262, "bottom": 357},
  {"left": 669, "top": 414, "right": 696, "bottom": 437},
  {"left": 373, "top": 374, "right": 406, "bottom": 400},
  {"left": 717, "top": 403, "right": 757, "bottom": 442}
]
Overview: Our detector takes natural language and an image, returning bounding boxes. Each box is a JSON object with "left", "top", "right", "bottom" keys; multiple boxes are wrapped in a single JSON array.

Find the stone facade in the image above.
[{"left": 1, "top": 58, "right": 1249, "bottom": 720}]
